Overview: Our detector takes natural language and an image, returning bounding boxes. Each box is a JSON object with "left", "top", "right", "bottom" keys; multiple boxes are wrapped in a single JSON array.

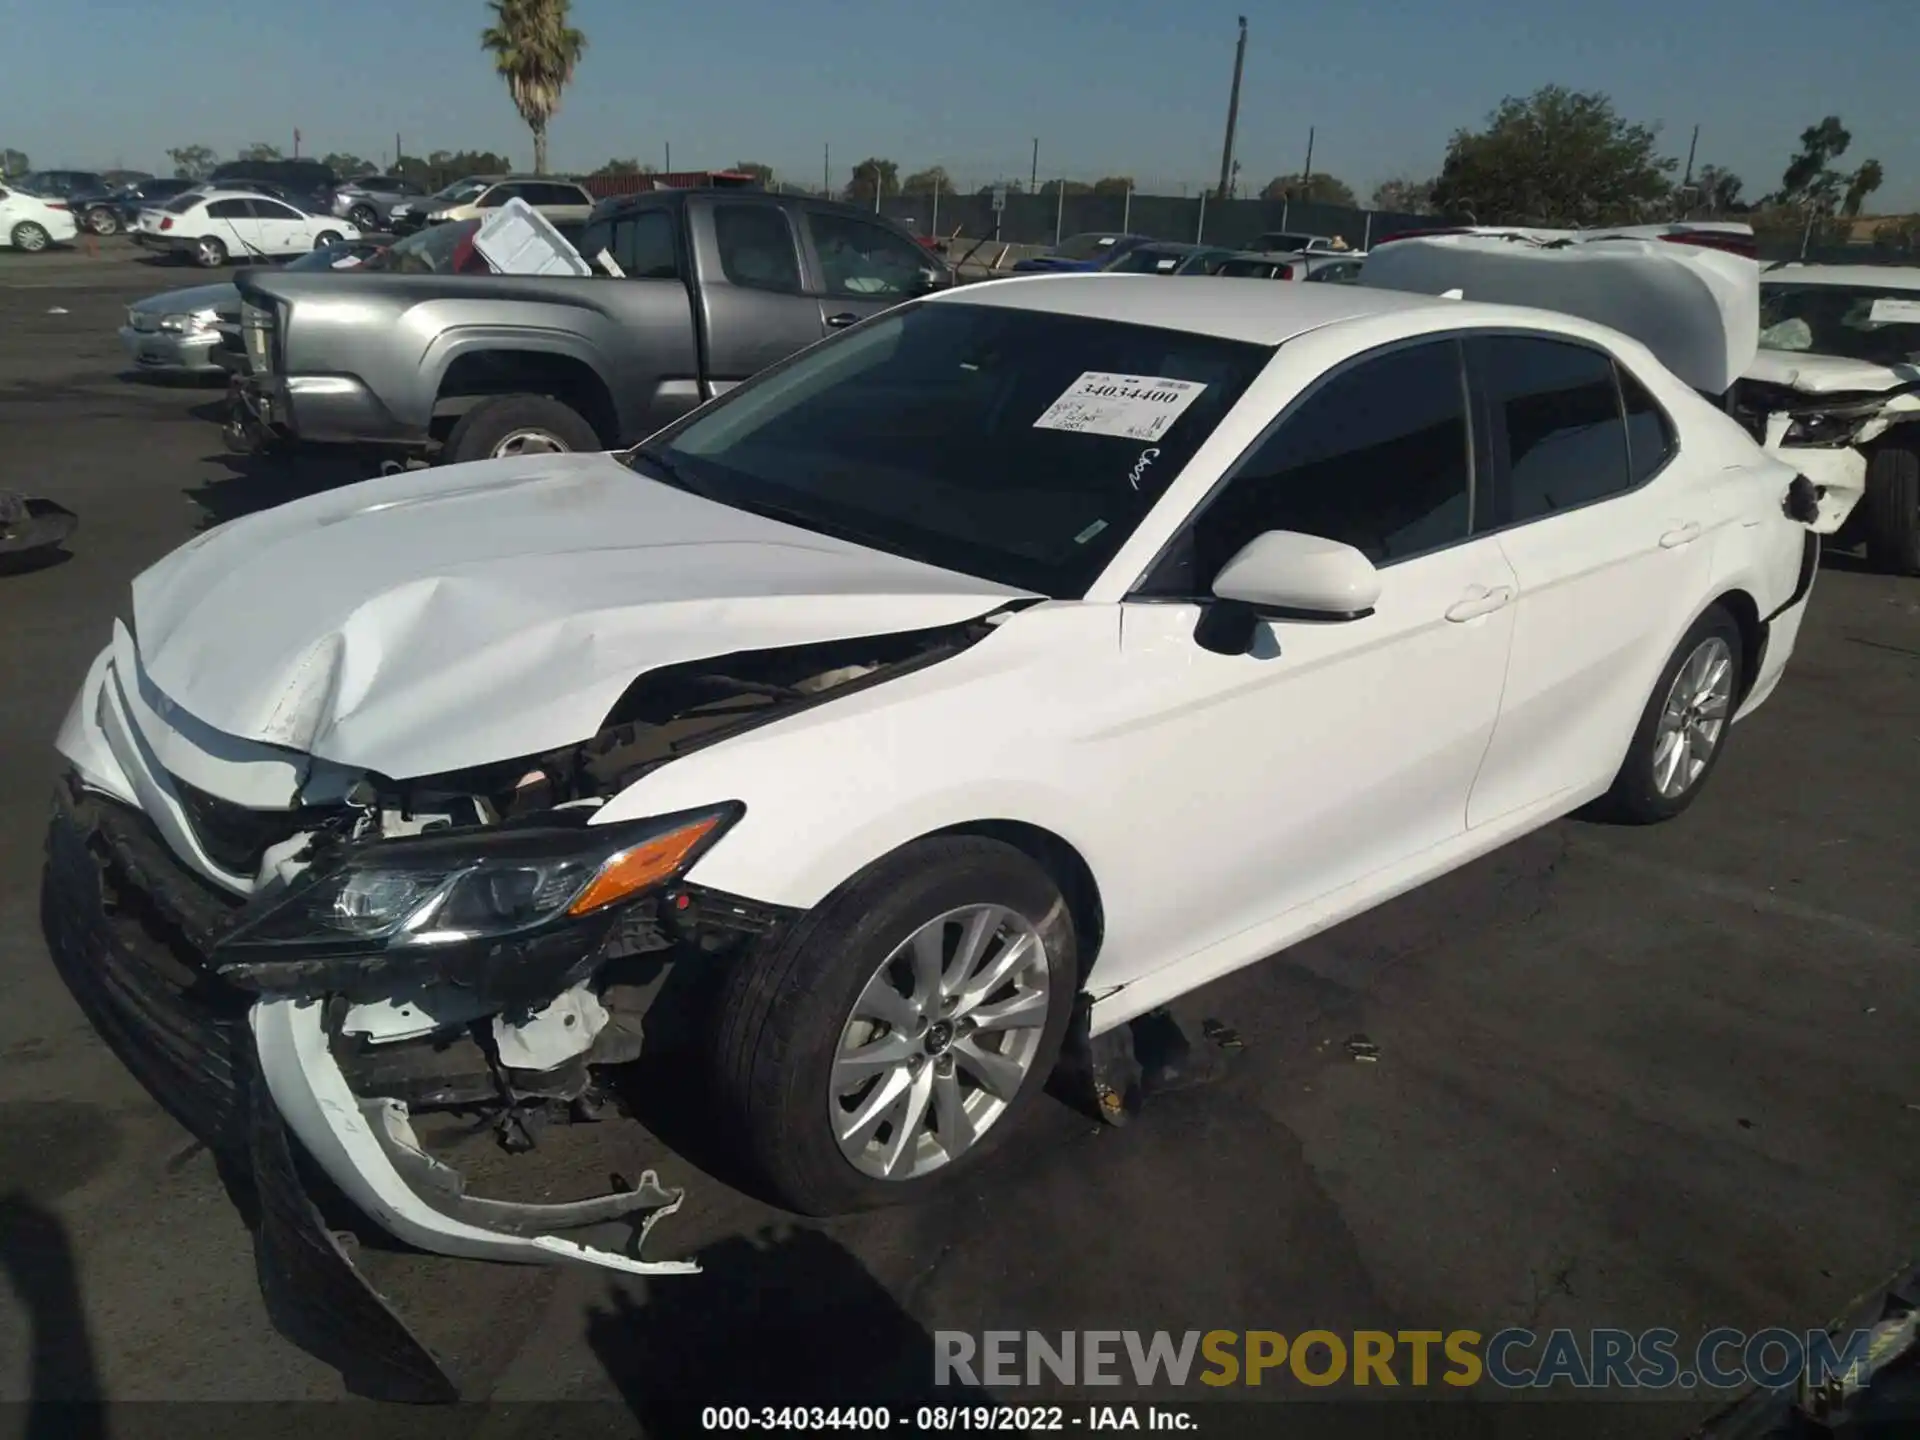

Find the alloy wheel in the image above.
[
  {"left": 829, "top": 903, "right": 1053, "bottom": 1181},
  {"left": 1652, "top": 635, "right": 1734, "bottom": 798},
  {"left": 489, "top": 428, "right": 570, "bottom": 458},
  {"left": 13, "top": 223, "right": 48, "bottom": 253}
]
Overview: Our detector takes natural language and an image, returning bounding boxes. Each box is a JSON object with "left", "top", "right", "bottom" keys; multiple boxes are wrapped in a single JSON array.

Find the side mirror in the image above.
[{"left": 1195, "top": 530, "right": 1380, "bottom": 655}]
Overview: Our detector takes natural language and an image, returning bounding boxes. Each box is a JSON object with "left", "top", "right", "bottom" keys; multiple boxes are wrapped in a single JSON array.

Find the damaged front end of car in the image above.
[
  {"left": 1731, "top": 377, "right": 1920, "bottom": 537},
  {"left": 41, "top": 612, "right": 1007, "bottom": 1400}
]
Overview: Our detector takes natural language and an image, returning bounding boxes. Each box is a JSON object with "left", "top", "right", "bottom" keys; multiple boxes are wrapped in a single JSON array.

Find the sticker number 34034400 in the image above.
[{"left": 1032, "top": 371, "right": 1209, "bottom": 442}]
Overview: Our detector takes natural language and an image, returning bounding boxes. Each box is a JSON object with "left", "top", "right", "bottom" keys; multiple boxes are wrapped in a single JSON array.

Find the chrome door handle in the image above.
[
  {"left": 1445, "top": 585, "right": 1514, "bottom": 622},
  {"left": 1660, "top": 522, "right": 1702, "bottom": 548},
  {"left": 825, "top": 312, "right": 859, "bottom": 329}
]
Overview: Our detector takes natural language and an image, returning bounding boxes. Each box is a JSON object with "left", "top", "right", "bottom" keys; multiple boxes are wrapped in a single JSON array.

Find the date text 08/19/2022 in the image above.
[{"left": 700, "top": 1404, "right": 1193, "bottom": 1431}]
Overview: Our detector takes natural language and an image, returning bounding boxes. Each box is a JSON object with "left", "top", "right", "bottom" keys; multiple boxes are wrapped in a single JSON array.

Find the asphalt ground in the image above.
[{"left": 0, "top": 242, "right": 1916, "bottom": 1436}]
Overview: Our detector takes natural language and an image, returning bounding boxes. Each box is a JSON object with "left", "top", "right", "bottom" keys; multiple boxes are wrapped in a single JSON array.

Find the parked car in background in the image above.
[
  {"left": 1, "top": 183, "right": 77, "bottom": 252},
  {"left": 1741, "top": 263, "right": 1920, "bottom": 573},
  {"left": 1012, "top": 232, "right": 1155, "bottom": 273},
  {"left": 1251, "top": 230, "right": 1353, "bottom": 255},
  {"left": 331, "top": 174, "right": 426, "bottom": 231},
  {"left": 9, "top": 169, "right": 108, "bottom": 201},
  {"left": 227, "top": 189, "right": 950, "bottom": 463},
  {"left": 389, "top": 175, "right": 595, "bottom": 234},
  {"left": 64, "top": 181, "right": 136, "bottom": 236},
  {"left": 1301, "top": 254, "right": 1366, "bottom": 284},
  {"left": 134, "top": 189, "right": 360, "bottom": 267},
  {"left": 208, "top": 158, "right": 341, "bottom": 215},
  {"left": 125, "top": 239, "right": 387, "bottom": 378},
  {"left": 1100, "top": 242, "right": 1238, "bottom": 276}
]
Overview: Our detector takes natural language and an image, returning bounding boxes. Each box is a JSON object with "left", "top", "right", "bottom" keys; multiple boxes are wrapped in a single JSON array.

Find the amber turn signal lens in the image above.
[{"left": 567, "top": 816, "right": 723, "bottom": 916}]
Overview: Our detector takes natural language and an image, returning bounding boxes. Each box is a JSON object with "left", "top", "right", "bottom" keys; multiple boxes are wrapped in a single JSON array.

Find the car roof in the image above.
[
  {"left": 929, "top": 272, "right": 1451, "bottom": 344},
  {"left": 1762, "top": 264, "right": 1920, "bottom": 292}
]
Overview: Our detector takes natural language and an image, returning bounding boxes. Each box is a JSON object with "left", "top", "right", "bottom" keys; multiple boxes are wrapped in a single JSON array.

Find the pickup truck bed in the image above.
[{"left": 230, "top": 189, "right": 952, "bottom": 464}]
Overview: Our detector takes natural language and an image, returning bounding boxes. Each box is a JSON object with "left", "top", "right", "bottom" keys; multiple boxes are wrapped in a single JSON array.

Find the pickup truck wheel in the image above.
[
  {"left": 193, "top": 236, "right": 227, "bottom": 268},
  {"left": 442, "top": 395, "right": 600, "bottom": 463},
  {"left": 714, "top": 836, "right": 1078, "bottom": 1216},
  {"left": 1597, "top": 604, "right": 1744, "bottom": 825},
  {"left": 10, "top": 222, "right": 50, "bottom": 253},
  {"left": 1863, "top": 445, "right": 1920, "bottom": 576}
]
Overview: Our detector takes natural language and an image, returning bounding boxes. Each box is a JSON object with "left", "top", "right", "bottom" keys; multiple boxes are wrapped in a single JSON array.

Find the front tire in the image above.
[
  {"left": 714, "top": 836, "right": 1079, "bottom": 1215},
  {"left": 10, "top": 221, "right": 50, "bottom": 253},
  {"left": 1863, "top": 445, "right": 1920, "bottom": 576},
  {"left": 441, "top": 393, "right": 599, "bottom": 464},
  {"left": 313, "top": 230, "right": 342, "bottom": 250},
  {"left": 194, "top": 236, "right": 227, "bottom": 268},
  {"left": 1597, "top": 605, "right": 1744, "bottom": 825},
  {"left": 349, "top": 206, "right": 379, "bottom": 231},
  {"left": 86, "top": 206, "right": 120, "bottom": 236}
]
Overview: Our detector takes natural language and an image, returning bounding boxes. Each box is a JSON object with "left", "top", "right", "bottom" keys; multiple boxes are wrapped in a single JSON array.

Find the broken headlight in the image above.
[
  {"left": 215, "top": 803, "right": 741, "bottom": 960},
  {"left": 1782, "top": 412, "right": 1860, "bottom": 447}
]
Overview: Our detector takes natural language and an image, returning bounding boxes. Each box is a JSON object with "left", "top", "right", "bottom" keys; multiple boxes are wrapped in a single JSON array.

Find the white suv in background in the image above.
[
  {"left": 134, "top": 189, "right": 361, "bottom": 268},
  {"left": 389, "top": 175, "right": 595, "bottom": 233},
  {"left": 1, "top": 182, "right": 79, "bottom": 252}
]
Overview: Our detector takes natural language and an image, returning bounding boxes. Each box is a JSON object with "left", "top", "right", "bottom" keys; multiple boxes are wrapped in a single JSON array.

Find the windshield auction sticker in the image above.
[
  {"left": 1033, "top": 372, "right": 1209, "bottom": 442},
  {"left": 1868, "top": 297, "right": 1920, "bottom": 324}
]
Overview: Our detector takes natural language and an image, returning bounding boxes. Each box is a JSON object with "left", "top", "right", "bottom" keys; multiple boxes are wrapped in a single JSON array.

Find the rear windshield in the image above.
[
  {"left": 1760, "top": 283, "right": 1920, "bottom": 368},
  {"left": 1216, "top": 257, "right": 1288, "bottom": 279},
  {"left": 1051, "top": 232, "right": 1125, "bottom": 262},
  {"left": 632, "top": 301, "right": 1273, "bottom": 597},
  {"left": 164, "top": 193, "right": 203, "bottom": 214},
  {"left": 381, "top": 219, "right": 488, "bottom": 274}
]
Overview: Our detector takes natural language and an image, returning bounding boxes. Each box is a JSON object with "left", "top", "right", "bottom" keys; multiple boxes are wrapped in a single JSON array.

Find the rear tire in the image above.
[
  {"left": 313, "top": 230, "right": 342, "bottom": 250},
  {"left": 1596, "top": 605, "right": 1745, "bottom": 825},
  {"left": 713, "top": 836, "right": 1079, "bottom": 1215},
  {"left": 349, "top": 206, "right": 379, "bottom": 231},
  {"left": 194, "top": 236, "right": 227, "bottom": 268},
  {"left": 441, "top": 394, "right": 599, "bottom": 464},
  {"left": 10, "top": 222, "right": 50, "bottom": 253},
  {"left": 1863, "top": 445, "right": 1920, "bottom": 576},
  {"left": 86, "top": 207, "right": 121, "bottom": 236}
]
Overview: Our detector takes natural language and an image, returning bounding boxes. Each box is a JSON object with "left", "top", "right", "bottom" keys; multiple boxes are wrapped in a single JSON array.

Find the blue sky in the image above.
[{"left": 9, "top": 0, "right": 1916, "bottom": 209}]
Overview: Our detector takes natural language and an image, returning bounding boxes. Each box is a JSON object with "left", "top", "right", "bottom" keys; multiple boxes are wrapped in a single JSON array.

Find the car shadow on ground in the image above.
[
  {"left": 0, "top": 1193, "right": 107, "bottom": 1439},
  {"left": 116, "top": 370, "right": 226, "bottom": 391},
  {"left": 186, "top": 450, "right": 371, "bottom": 529},
  {"left": 584, "top": 1224, "right": 996, "bottom": 1435}
]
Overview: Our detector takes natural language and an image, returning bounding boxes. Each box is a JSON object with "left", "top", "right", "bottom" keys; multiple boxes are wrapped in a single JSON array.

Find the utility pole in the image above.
[
  {"left": 1215, "top": 16, "right": 1248, "bottom": 201},
  {"left": 665, "top": 142, "right": 672, "bottom": 174},
  {"left": 823, "top": 143, "right": 830, "bottom": 196},
  {"left": 1301, "top": 126, "right": 1314, "bottom": 190},
  {"left": 1030, "top": 138, "right": 1039, "bottom": 193},
  {"left": 1681, "top": 124, "right": 1700, "bottom": 189},
  {"left": 395, "top": 133, "right": 403, "bottom": 170}
]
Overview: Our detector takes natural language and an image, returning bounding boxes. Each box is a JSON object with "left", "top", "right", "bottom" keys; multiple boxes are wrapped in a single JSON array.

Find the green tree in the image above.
[
  {"left": 975, "top": 179, "right": 1023, "bottom": 198},
  {"left": 732, "top": 161, "right": 775, "bottom": 186},
  {"left": 1431, "top": 86, "right": 1676, "bottom": 226},
  {"left": 166, "top": 144, "right": 218, "bottom": 180},
  {"left": 395, "top": 149, "right": 515, "bottom": 190},
  {"left": 1091, "top": 175, "right": 1134, "bottom": 197},
  {"left": 1262, "top": 172, "right": 1357, "bottom": 206},
  {"left": 1037, "top": 179, "right": 1092, "bottom": 197},
  {"left": 322, "top": 152, "right": 377, "bottom": 177},
  {"left": 592, "top": 157, "right": 646, "bottom": 176},
  {"left": 902, "top": 165, "right": 950, "bottom": 195},
  {"left": 845, "top": 157, "right": 899, "bottom": 205},
  {"left": 1682, "top": 163, "right": 1747, "bottom": 216},
  {"left": 1768, "top": 117, "right": 1882, "bottom": 217},
  {"left": 481, "top": 0, "right": 588, "bottom": 175},
  {"left": 1, "top": 148, "right": 28, "bottom": 178},
  {"left": 236, "top": 141, "right": 283, "bottom": 163},
  {"left": 1369, "top": 177, "right": 1435, "bottom": 214}
]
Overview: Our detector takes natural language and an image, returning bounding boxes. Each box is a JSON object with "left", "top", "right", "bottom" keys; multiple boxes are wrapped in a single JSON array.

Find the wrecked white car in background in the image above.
[
  {"left": 1361, "top": 223, "right": 1874, "bottom": 549},
  {"left": 1742, "top": 263, "right": 1920, "bottom": 574},
  {"left": 46, "top": 253, "right": 1830, "bottom": 1398}
]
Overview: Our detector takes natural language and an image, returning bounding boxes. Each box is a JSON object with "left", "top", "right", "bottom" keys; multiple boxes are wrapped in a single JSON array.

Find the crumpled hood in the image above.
[
  {"left": 130, "top": 452, "right": 1030, "bottom": 780},
  {"left": 1745, "top": 348, "right": 1920, "bottom": 396},
  {"left": 128, "top": 281, "right": 236, "bottom": 316}
]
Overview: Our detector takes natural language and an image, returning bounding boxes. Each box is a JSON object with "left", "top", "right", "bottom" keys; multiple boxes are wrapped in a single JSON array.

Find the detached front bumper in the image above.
[
  {"left": 119, "top": 324, "right": 222, "bottom": 374},
  {"left": 41, "top": 778, "right": 699, "bottom": 1401}
]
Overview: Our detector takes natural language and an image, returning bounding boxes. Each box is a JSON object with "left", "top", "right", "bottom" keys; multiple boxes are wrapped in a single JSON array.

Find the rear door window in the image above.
[
  {"left": 206, "top": 199, "right": 251, "bottom": 219},
  {"left": 1474, "top": 335, "right": 1634, "bottom": 525},
  {"left": 712, "top": 203, "right": 802, "bottom": 292},
  {"left": 602, "top": 208, "right": 679, "bottom": 278}
]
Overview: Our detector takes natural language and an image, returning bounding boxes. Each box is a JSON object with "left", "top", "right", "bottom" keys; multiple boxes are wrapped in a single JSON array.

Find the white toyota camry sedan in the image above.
[{"left": 45, "top": 265, "right": 1825, "bottom": 1386}]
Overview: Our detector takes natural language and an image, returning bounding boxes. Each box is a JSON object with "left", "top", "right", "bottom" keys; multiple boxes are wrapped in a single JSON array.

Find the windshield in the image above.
[
  {"left": 629, "top": 301, "right": 1272, "bottom": 596},
  {"left": 1051, "top": 232, "right": 1125, "bottom": 262},
  {"left": 382, "top": 218, "right": 487, "bottom": 273},
  {"left": 1104, "top": 247, "right": 1191, "bottom": 274},
  {"left": 431, "top": 179, "right": 490, "bottom": 205},
  {"left": 1759, "top": 283, "right": 1920, "bottom": 368},
  {"left": 1216, "top": 257, "right": 1288, "bottom": 279}
]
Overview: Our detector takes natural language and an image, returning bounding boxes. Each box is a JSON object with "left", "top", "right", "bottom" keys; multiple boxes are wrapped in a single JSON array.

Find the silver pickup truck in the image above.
[{"left": 229, "top": 189, "right": 954, "bottom": 465}]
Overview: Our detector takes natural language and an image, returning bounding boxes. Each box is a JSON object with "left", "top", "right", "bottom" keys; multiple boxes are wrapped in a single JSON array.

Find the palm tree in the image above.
[{"left": 480, "top": 0, "right": 587, "bottom": 175}]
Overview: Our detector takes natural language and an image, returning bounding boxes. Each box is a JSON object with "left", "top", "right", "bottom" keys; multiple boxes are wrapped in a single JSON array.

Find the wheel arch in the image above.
[
  {"left": 1710, "top": 586, "right": 1766, "bottom": 708},
  {"left": 924, "top": 819, "right": 1107, "bottom": 983},
  {"left": 430, "top": 344, "right": 619, "bottom": 445}
]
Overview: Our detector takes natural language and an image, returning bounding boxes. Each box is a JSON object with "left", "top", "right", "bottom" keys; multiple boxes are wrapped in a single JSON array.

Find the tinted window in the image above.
[
  {"left": 1216, "top": 257, "right": 1289, "bottom": 279},
  {"left": 477, "top": 184, "right": 515, "bottom": 207},
  {"left": 1052, "top": 232, "right": 1125, "bottom": 261},
  {"left": 206, "top": 199, "right": 251, "bottom": 219},
  {"left": 1107, "top": 247, "right": 1191, "bottom": 275},
  {"left": 712, "top": 203, "right": 801, "bottom": 292},
  {"left": 248, "top": 198, "right": 303, "bottom": 221},
  {"left": 544, "top": 183, "right": 592, "bottom": 206},
  {"left": 1619, "top": 366, "right": 1676, "bottom": 485},
  {"left": 165, "top": 193, "right": 203, "bottom": 214},
  {"left": 1307, "top": 262, "right": 1362, "bottom": 284},
  {"left": 806, "top": 210, "right": 929, "bottom": 297},
  {"left": 587, "top": 207, "right": 678, "bottom": 278},
  {"left": 639, "top": 302, "right": 1271, "bottom": 596},
  {"left": 1479, "top": 336, "right": 1631, "bottom": 524},
  {"left": 1176, "top": 340, "right": 1472, "bottom": 582}
]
